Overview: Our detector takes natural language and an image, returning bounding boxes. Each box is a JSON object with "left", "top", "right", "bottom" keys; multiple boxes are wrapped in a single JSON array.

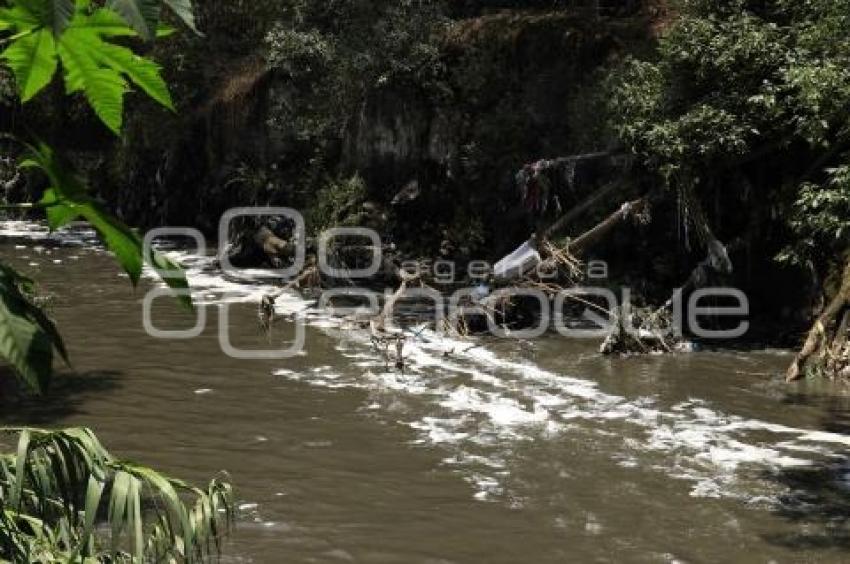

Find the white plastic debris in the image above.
[{"left": 493, "top": 240, "right": 541, "bottom": 281}]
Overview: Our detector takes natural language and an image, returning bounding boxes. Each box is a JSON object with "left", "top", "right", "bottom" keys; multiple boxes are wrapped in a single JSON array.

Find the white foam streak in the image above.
[{"left": 4, "top": 221, "right": 850, "bottom": 504}]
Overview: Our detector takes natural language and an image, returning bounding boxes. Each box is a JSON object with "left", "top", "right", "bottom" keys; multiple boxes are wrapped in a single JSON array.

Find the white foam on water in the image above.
[
  {"left": 169, "top": 253, "right": 847, "bottom": 502},
  {"left": 4, "top": 222, "right": 850, "bottom": 505},
  {"left": 189, "top": 256, "right": 850, "bottom": 502},
  {"left": 0, "top": 220, "right": 98, "bottom": 246}
]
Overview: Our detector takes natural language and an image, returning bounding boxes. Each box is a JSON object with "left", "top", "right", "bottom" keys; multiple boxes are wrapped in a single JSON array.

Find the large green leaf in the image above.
[
  {"left": 0, "top": 27, "right": 57, "bottom": 101},
  {"left": 38, "top": 187, "right": 80, "bottom": 229},
  {"left": 106, "top": 0, "right": 160, "bottom": 41},
  {"left": 1, "top": 2, "right": 176, "bottom": 134},
  {"left": 57, "top": 33, "right": 127, "bottom": 133},
  {"left": 0, "top": 265, "right": 54, "bottom": 394},
  {"left": 59, "top": 38, "right": 127, "bottom": 135},
  {"left": 93, "top": 39, "right": 173, "bottom": 110},
  {"left": 0, "top": 263, "right": 69, "bottom": 366},
  {"left": 47, "top": 0, "right": 75, "bottom": 35},
  {"left": 24, "top": 143, "right": 193, "bottom": 309},
  {"left": 163, "top": 0, "right": 198, "bottom": 34}
]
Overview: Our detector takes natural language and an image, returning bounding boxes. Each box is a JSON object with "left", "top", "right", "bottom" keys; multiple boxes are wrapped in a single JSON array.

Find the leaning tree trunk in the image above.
[
  {"left": 567, "top": 198, "right": 647, "bottom": 257},
  {"left": 787, "top": 257, "right": 850, "bottom": 382}
]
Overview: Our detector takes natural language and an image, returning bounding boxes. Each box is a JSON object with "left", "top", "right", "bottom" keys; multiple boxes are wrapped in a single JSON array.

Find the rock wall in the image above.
[{"left": 94, "top": 7, "right": 654, "bottom": 259}]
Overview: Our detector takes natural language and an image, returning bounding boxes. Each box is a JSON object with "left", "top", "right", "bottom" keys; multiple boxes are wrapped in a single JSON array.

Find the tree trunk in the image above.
[
  {"left": 568, "top": 198, "right": 647, "bottom": 257},
  {"left": 543, "top": 179, "right": 625, "bottom": 239},
  {"left": 787, "top": 258, "right": 850, "bottom": 382}
]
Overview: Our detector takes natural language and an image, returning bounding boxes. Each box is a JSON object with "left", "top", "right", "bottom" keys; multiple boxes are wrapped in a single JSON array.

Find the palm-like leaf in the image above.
[{"left": 0, "top": 427, "right": 233, "bottom": 562}]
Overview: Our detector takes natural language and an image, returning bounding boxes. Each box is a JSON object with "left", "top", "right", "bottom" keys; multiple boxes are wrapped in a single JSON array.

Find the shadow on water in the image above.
[
  {"left": 0, "top": 367, "right": 122, "bottom": 425},
  {"left": 782, "top": 390, "right": 850, "bottom": 435},
  {"left": 763, "top": 391, "right": 850, "bottom": 551},
  {"left": 761, "top": 460, "right": 850, "bottom": 551}
]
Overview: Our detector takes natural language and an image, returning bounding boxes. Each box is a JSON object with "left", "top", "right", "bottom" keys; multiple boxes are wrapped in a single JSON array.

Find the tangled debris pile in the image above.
[
  {"left": 599, "top": 305, "right": 687, "bottom": 355},
  {"left": 244, "top": 147, "right": 753, "bottom": 363}
]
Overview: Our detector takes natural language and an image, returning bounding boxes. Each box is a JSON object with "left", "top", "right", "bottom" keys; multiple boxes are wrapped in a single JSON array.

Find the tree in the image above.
[{"left": 607, "top": 0, "right": 850, "bottom": 378}]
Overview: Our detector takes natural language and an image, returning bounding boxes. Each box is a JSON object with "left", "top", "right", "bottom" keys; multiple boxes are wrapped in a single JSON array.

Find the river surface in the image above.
[{"left": 3, "top": 221, "right": 850, "bottom": 563}]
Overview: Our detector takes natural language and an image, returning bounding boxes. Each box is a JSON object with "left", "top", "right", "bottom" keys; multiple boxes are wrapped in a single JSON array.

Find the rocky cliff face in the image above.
[
  {"left": 335, "top": 11, "right": 650, "bottom": 254},
  {"left": 96, "top": 7, "right": 653, "bottom": 259}
]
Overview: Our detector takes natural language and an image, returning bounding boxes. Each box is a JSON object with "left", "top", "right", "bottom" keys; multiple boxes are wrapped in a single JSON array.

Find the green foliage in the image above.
[
  {"left": 265, "top": 27, "right": 338, "bottom": 141},
  {"left": 0, "top": 264, "right": 67, "bottom": 394},
  {"left": 309, "top": 174, "right": 369, "bottom": 233},
  {"left": 0, "top": 427, "right": 233, "bottom": 562},
  {"left": 0, "top": 0, "right": 200, "bottom": 41},
  {"left": 0, "top": 0, "right": 198, "bottom": 392},
  {"left": 781, "top": 164, "right": 850, "bottom": 264},
  {"left": 607, "top": 0, "right": 850, "bottom": 262},
  {"left": 608, "top": 12, "right": 781, "bottom": 172},
  {"left": 1, "top": 26, "right": 57, "bottom": 102},
  {"left": 22, "top": 142, "right": 191, "bottom": 303},
  {"left": 0, "top": 0, "right": 230, "bottom": 559},
  {"left": 265, "top": 0, "right": 447, "bottom": 141},
  {"left": 0, "top": 141, "right": 191, "bottom": 392},
  {"left": 0, "top": 0, "right": 77, "bottom": 36},
  {"left": 0, "top": 0, "right": 176, "bottom": 134}
]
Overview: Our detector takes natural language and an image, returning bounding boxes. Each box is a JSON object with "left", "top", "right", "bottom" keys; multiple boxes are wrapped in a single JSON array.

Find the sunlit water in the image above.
[{"left": 3, "top": 221, "right": 850, "bottom": 562}]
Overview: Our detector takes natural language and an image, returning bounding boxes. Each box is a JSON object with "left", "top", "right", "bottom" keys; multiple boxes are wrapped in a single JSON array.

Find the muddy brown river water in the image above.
[{"left": 3, "top": 222, "right": 850, "bottom": 563}]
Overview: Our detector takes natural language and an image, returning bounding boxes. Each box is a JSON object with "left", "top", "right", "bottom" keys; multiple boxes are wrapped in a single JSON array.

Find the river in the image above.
[{"left": 2, "top": 221, "right": 850, "bottom": 562}]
